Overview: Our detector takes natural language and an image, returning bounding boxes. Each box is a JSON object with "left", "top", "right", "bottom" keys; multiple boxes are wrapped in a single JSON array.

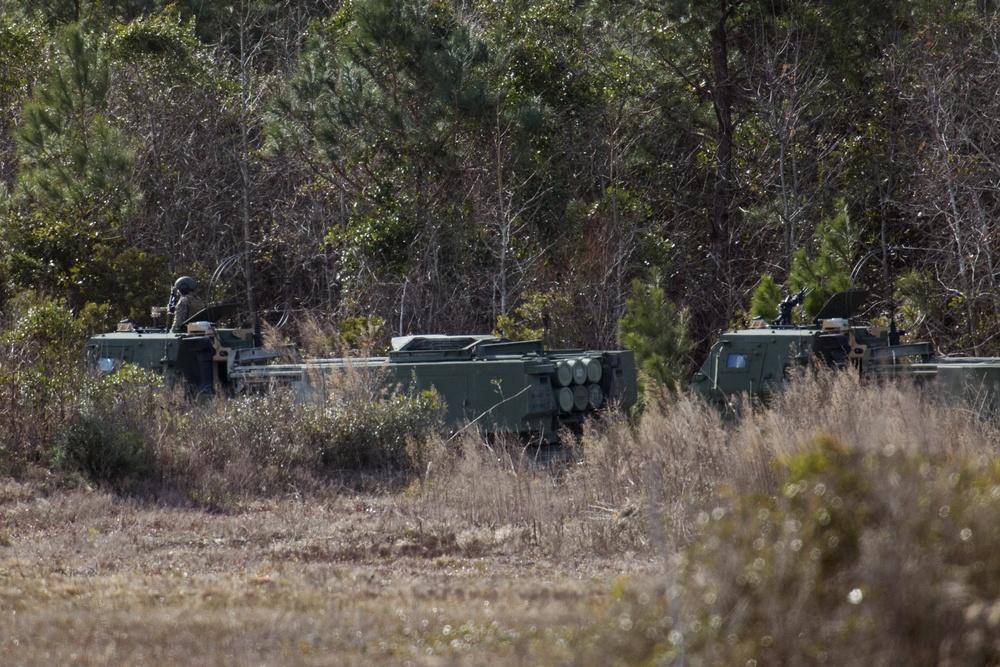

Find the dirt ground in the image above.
[{"left": 0, "top": 480, "right": 665, "bottom": 666}]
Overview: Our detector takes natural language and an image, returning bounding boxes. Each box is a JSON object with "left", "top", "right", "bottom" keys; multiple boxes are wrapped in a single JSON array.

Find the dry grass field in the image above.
[
  {"left": 0, "top": 481, "right": 663, "bottom": 666},
  {"left": 4, "top": 366, "right": 1000, "bottom": 665}
]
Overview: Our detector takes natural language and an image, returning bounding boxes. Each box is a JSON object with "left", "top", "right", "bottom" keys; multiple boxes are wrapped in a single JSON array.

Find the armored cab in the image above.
[
  {"left": 85, "top": 304, "right": 265, "bottom": 395},
  {"left": 691, "top": 289, "right": 935, "bottom": 405}
]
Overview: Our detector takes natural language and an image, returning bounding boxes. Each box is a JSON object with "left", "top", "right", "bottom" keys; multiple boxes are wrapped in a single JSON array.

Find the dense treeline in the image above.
[{"left": 3, "top": 0, "right": 1000, "bottom": 359}]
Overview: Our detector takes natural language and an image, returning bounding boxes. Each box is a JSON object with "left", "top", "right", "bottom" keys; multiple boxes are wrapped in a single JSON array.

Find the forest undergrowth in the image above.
[{"left": 3, "top": 325, "right": 1000, "bottom": 664}]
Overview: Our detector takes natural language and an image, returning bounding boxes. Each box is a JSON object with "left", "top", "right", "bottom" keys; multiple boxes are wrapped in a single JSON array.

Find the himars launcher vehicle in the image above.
[
  {"left": 691, "top": 288, "right": 1000, "bottom": 412},
  {"left": 85, "top": 304, "right": 637, "bottom": 444}
]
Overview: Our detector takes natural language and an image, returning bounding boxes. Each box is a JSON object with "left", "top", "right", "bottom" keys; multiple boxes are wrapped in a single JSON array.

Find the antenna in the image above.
[{"left": 851, "top": 245, "right": 904, "bottom": 344}]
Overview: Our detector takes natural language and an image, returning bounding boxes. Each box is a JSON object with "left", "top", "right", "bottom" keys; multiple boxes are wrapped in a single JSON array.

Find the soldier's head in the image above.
[{"left": 174, "top": 276, "right": 197, "bottom": 295}]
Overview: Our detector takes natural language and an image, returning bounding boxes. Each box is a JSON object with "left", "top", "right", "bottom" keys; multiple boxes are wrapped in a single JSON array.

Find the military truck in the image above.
[
  {"left": 691, "top": 289, "right": 936, "bottom": 406},
  {"left": 691, "top": 286, "right": 1000, "bottom": 416},
  {"left": 85, "top": 306, "right": 637, "bottom": 444}
]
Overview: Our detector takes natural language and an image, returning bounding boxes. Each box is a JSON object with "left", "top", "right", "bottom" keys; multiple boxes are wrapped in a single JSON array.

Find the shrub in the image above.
[
  {"left": 57, "top": 414, "right": 155, "bottom": 487},
  {"left": 52, "top": 364, "right": 162, "bottom": 488},
  {"left": 162, "top": 384, "right": 442, "bottom": 506},
  {"left": 619, "top": 274, "right": 694, "bottom": 400},
  {"left": 161, "top": 391, "right": 321, "bottom": 505},
  {"left": 310, "top": 389, "right": 442, "bottom": 471},
  {"left": 0, "top": 294, "right": 87, "bottom": 470},
  {"left": 666, "top": 433, "right": 1000, "bottom": 665},
  {"left": 749, "top": 272, "right": 781, "bottom": 322}
]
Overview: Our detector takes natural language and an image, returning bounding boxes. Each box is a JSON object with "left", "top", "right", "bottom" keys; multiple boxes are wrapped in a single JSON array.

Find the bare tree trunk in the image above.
[
  {"left": 710, "top": 9, "right": 734, "bottom": 302},
  {"left": 237, "top": 1, "right": 261, "bottom": 320}
]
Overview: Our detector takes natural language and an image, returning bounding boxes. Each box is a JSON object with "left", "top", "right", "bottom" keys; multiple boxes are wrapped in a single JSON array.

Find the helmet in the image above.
[{"left": 173, "top": 276, "right": 197, "bottom": 294}]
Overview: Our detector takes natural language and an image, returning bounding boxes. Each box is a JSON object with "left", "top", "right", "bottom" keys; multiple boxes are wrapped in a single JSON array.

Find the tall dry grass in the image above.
[
  {"left": 613, "top": 371, "right": 1000, "bottom": 665},
  {"left": 8, "top": 294, "right": 1000, "bottom": 664},
  {"left": 744, "top": 365, "right": 998, "bottom": 462},
  {"left": 4, "top": 320, "right": 1000, "bottom": 664},
  {"left": 395, "top": 368, "right": 1000, "bottom": 664}
]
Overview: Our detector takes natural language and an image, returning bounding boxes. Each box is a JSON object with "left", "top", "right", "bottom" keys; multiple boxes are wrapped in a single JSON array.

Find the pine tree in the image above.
[
  {"left": 750, "top": 274, "right": 782, "bottom": 323},
  {"left": 789, "top": 201, "right": 857, "bottom": 318},
  {"left": 5, "top": 24, "right": 137, "bottom": 311},
  {"left": 619, "top": 274, "right": 694, "bottom": 400}
]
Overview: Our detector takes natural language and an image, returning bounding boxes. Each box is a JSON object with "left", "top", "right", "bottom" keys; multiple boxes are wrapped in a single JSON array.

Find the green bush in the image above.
[
  {"left": 53, "top": 364, "right": 162, "bottom": 488},
  {"left": 749, "top": 273, "right": 781, "bottom": 322},
  {"left": 662, "top": 433, "right": 1000, "bottom": 665},
  {"left": 162, "top": 391, "right": 320, "bottom": 505},
  {"left": 619, "top": 274, "right": 694, "bottom": 400},
  {"left": 162, "top": 386, "right": 442, "bottom": 506},
  {"left": 310, "top": 389, "right": 442, "bottom": 471},
  {"left": 58, "top": 414, "right": 155, "bottom": 486},
  {"left": 0, "top": 294, "right": 88, "bottom": 469},
  {"left": 788, "top": 200, "right": 857, "bottom": 318}
]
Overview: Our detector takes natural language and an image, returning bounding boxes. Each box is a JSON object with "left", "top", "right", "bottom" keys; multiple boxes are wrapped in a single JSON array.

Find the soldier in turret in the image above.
[{"left": 169, "top": 276, "right": 207, "bottom": 333}]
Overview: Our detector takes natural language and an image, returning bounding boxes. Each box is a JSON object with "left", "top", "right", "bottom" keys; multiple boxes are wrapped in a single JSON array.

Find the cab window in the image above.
[{"left": 726, "top": 353, "right": 748, "bottom": 369}]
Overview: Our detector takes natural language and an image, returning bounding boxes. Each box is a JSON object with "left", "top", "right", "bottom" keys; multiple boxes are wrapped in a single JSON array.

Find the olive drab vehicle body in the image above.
[
  {"left": 86, "top": 308, "right": 637, "bottom": 444},
  {"left": 692, "top": 288, "right": 1000, "bottom": 412},
  {"left": 85, "top": 304, "right": 262, "bottom": 396}
]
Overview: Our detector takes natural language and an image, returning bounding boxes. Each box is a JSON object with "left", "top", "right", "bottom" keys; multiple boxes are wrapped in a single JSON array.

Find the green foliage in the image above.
[
  {"left": 666, "top": 431, "right": 1000, "bottom": 664},
  {"left": 778, "top": 434, "right": 873, "bottom": 582},
  {"left": 749, "top": 273, "right": 781, "bottom": 322},
  {"left": 789, "top": 201, "right": 857, "bottom": 318},
  {"left": 619, "top": 275, "right": 694, "bottom": 398},
  {"left": 5, "top": 0, "right": 91, "bottom": 26},
  {"left": 477, "top": 0, "right": 598, "bottom": 113},
  {"left": 494, "top": 289, "right": 573, "bottom": 344},
  {"left": 57, "top": 417, "right": 153, "bottom": 486},
  {"left": 271, "top": 0, "right": 490, "bottom": 170},
  {"left": 103, "top": 246, "right": 169, "bottom": 324},
  {"left": 893, "top": 269, "right": 934, "bottom": 336},
  {"left": 0, "top": 17, "right": 44, "bottom": 183},
  {"left": 0, "top": 294, "right": 87, "bottom": 468},
  {"left": 186, "top": 393, "right": 320, "bottom": 476},
  {"left": 338, "top": 314, "right": 388, "bottom": 352},
  {"left": 106, "top": 9, "right": 210, "bottom": 83},
  {"left": 269, "top": 0, "right": 494, "bottom": 299},
  {"left": 5, "top": 23, "right": 139, "bottom": 310},
  {"left": 161, "top": 384, "right": 443, "bottom": 506},
  {"left": 54, "top": 364, "right": 162, "bottom": 487},
  {"left": 326, "top": 185, "right": 417, "bottom": 277},
  {"left": 16, "top": 25, "right": 133, "bottom": 210},
  {"left": 310, "top": 390, "right": 442, "bottom": 471},
  {"left": 1, "top": 292, "right": 86, "bottom": 364}
]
